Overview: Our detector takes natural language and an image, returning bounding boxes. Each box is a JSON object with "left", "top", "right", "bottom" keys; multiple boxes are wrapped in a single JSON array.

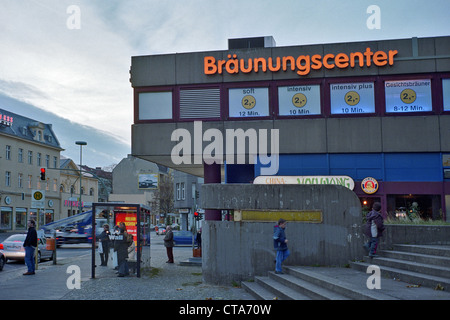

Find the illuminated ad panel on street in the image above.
[
  {"left": 228, "top": 87, "right": 269, "bottom": 117},
  {"left": 278, "top": 85, "right": 321, "bottom": 116},
  {"left": 139, "top": 91, "right": 173, "bottom": 120},
  {"left": 115, "top": 212, "right": 137, "bottom": 244},
  {"left": 330, "top": 82, "right": 375, "bottom": 114},
  {"left": 385, "top": 79, "right": 432, "bottom": 113},
  {"left": 443, "top": 79, "right": 450, "bottom": 111}
]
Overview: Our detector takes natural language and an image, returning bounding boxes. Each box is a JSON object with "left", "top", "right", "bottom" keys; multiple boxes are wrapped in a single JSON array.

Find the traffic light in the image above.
[
  {"left": 194, "top": 212, "right": 202, "bottom": 221},
  {"left": 40, "top": 168, "right": 46, "bottom": 180}
]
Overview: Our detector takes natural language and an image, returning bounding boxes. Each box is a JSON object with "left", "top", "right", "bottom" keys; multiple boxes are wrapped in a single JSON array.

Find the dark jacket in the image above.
[
  {"left": 23, "top": 227, "right": 38, "bottom": 247},
  {"left": 164, "top": 230, "right": 174, "bottom": 248},
  {"left": 273, "top": 225, "right": 288, "bottom": 251},
  {"left": 114, "top": 232, "right": 129, "bottom": 261},
  {"left": 98, "top": 230, "right": 111, "bottom": 251},
  {"left": 364, "top": 210, "right": 385, "bottom": 238}
]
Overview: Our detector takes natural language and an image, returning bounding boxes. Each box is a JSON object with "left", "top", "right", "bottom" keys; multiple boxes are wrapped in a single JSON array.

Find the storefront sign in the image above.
[
  {"left": 228, "top": 87, "right": 269, "bottom": 117},
  {"left": 278, "top": 85, "right": 321, "bottom": 116},
  {"left": 361, "top": 177, "right": 379, "bottom": 194},
  {"left": 330, "top": 82, "right": 375, "bottom": 114},
  {"left": 385, "top": 79, "right": 432, "bottom": 113},
  {"left": 204, "top": 48, "right": 398, "bottom": 77},
  {"left": 254, "top": 175, "right": 355, "bottom": 190},
  {"left": 0, "top": 113, "right": 13, "bottom": 126},
  {"left": 443, "top": 79, "right": 450, "bottom": 111}
]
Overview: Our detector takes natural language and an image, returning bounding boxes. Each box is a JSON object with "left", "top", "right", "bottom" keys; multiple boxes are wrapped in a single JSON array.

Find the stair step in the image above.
[
  {"left": 379, "top": 250, "right": 450, "bottom": 268},
  {"left": 241, "top": 281, "right": 280, "bottom": 300},
  {"left": 254, "top": 276, "right": 312, "bottom": 300},
  {"left": 350, "top": 261, "right": 450, "bottom": 290},
  {"left": 363, "top": 256, "right": 450, "bottom": 279},
  {"left": 285, "top": 266, "right": 398, "bottom": 300},
  {"left": 393, "top": 244, "right": 450, "bottom": 257},
  {"left": 268, "top": 271, "right": 349, "bottom": 300}
]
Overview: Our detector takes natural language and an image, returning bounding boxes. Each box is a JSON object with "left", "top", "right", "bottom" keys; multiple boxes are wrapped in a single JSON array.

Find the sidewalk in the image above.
[{"left": 0, "top": 245, "right": 253, "bottom": 300}]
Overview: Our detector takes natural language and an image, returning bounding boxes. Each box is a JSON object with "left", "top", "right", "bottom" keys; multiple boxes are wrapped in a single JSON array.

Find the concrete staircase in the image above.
[
  {"left": 350, "top": 244, "right": 450, "bottom": 290},
  {"left": 242, "top": 244, "right": 450, "bottom": 300}
]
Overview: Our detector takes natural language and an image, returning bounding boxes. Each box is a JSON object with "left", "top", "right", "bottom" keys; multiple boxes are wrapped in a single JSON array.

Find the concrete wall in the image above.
[
  {"left": 381, "top": 225, "right": 450, "bottom": 248},
  {"left": 200, "top": 184, "right": 365, "bottom": 285}
]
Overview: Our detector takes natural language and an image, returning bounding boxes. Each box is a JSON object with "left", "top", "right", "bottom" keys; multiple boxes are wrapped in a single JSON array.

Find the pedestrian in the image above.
[
  {"left": 98, "top": 224, "right": 110, "bottom": 266},
  {"left": 273, "top": 218, "right": 290, "bottom": 274},
  {"left": 164, "top": 225, "right": 174, "bottom": 263},
  {"left": 363, "top": 202, "right": 385, "bottom": 258},
  {"left": 114, "top": 222, "right": 129, "bottom": 277},
  {"left": 23, "top": 220, "right": 38, "bottom": 275}
]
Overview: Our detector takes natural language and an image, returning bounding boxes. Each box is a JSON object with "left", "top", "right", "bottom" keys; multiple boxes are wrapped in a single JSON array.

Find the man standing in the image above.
[
  {"left": 23, "top": 220, "right": 38, "bottom": 275},
  {"left": 164, "top": 225, "right": 174, "bottom": 263}
]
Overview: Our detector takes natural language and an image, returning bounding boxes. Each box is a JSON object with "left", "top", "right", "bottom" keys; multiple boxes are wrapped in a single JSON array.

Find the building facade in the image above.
[
  {"left": 0, "top": 108, "right": 63, "bottom": 230},
  {"left": 173, "top": 170, "right": 203, "bottom": 230},
  {"left": 130, "top": 36, "right": 450, "bottom": 221},
  {"left": 110, "top": 155, "right": 170, "bottom": 224},
  {"left": 60, "top": 157, "right": 98, "bottom": 217}
]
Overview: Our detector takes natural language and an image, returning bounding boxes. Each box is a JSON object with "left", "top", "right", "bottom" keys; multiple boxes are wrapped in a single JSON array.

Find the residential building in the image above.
[
  {"left": 60, "top": 156, "right": 98, "bottom": 216},
  {"left": 0, "top": 108, "right": 63, "bottom": 230}
]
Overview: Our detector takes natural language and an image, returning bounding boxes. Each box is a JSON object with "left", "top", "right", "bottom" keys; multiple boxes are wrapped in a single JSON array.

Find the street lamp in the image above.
[{"left": 75, "top": 141, "right": 87, "bottom": 214}]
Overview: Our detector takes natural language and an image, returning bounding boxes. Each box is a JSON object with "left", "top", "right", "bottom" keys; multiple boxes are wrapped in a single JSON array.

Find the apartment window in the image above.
[
  {"left": 53, "top": 156, "right": 57, "bottom": 168},
  {"left": 176, "top": 183, "right": 181, "bottom": 200},
  {"left": 181, "top": 182, "right": 186, "bottom": 200},
  {"left": 18, "top": 173, "right": 23, "bottom": 188},
  {"left": 28, "top": 151, "right": 33, "bottom": 165},
  {"left": 6, "top": 145, "right": 11, "bottom": 160},
  {"left": 28, "top": 175, "right": 32, "bottom": 188},
  {"left": 5, "top": 171, "right": 11, "bottom": 187},
  {"left": 46, "top": 155, "right": 50, "bottom": 168},
  {"left": 18, "top": 148, "right": 23, "bottom": 163},
  {"left": 37, "top": 153, "right": 41, "bottom": 166}
]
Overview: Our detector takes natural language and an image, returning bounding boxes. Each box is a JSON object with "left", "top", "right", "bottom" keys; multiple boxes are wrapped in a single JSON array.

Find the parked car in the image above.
[
  {"left": 0, "top": 234, "right": 53, "bottom": 263},
  {"left": 172, "top": 231, "right": 193, "bottom": 246},
  {"left": 0, "top": 252, "right": 5, "bottom": 271},
  {"left": 157, "top": 227, "right": 166, "bottom": 235}
]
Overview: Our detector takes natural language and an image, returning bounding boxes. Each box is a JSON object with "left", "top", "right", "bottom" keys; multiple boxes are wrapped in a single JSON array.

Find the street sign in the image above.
[{"left": 31, "top": 189, "right": 45, "bottom": 209}]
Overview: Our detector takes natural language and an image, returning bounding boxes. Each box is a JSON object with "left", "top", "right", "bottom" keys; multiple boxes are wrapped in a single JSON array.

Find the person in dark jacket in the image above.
[
  {"left": 164, "top": 225, "right": 174, "bottom": 263},
  {"left": 114, "top": 222, "right": 129, "bottom": 277},
  {"left": 23, "top": 220, "right": 38, "bottom": 275},
  {"left": 363, "top": 202, "right": 385, "bottom": 258},
  {"left": 98, "top": 224, "right": 111, "bottom": 266},
  {"left": 273, "top": 218, "right": 290, "bottom": 274}
]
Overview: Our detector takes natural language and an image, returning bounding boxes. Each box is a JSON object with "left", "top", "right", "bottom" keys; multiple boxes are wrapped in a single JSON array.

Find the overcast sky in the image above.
[{"left": 0, "top": 0, "right": 449, "bottom": 167}]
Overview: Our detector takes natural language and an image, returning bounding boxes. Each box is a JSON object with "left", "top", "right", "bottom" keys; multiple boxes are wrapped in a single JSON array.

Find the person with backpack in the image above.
[{"left": 363, "top": 202, "right": 385, "bottom": 258}]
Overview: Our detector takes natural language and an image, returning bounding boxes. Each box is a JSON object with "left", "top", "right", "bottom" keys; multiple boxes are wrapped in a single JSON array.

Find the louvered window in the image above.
[{"left": 180, "top": 88, "right": 221, "bottom": 119}]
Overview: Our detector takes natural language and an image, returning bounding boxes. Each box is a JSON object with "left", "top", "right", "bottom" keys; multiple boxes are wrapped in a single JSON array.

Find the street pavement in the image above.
[{"left": 0, "top": 235, "right": 253, "bottom": 301}]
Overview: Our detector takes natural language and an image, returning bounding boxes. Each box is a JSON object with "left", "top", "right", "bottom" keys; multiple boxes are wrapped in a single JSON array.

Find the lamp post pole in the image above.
[{"left": 75, "top": 141, "right": 87, "bottom": 214}]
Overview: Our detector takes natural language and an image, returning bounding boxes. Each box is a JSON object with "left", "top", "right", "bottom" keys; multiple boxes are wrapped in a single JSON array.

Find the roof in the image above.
[{"left": 0, "top": 108, "right": 62, "bottom": 150}]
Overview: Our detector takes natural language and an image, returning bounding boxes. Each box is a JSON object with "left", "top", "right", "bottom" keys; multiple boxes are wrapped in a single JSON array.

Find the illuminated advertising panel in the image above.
[
  {"left": 385, "top": 79, "right": 432, "bottom": 113},
  {"left": 278, "top": 85, "right": 321, "bottom": 116}
]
